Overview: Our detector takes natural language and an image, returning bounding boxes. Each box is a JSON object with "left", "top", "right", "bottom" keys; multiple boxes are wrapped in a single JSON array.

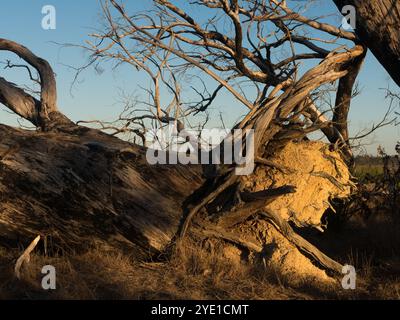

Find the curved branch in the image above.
[
  {"left": 0, "top": 39, "right": 58, "bottom": 117},
  {"left": 0, "top": 38, "right": 73, "bottom": 129}
]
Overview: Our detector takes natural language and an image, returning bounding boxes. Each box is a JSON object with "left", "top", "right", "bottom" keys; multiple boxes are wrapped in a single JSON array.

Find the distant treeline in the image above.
[{"left": 354, "top": 155, "right": 399, "bottom": 179}]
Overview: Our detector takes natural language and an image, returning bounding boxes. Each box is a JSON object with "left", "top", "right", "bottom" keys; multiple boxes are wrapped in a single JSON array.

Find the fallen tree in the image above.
[{"left": 0, "top": 1, "right": 371, "bottom": 283}]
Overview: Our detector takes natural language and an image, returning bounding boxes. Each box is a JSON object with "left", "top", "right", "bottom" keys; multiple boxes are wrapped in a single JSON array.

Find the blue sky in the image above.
[{"left": 0, "top": 0, "right": 399, "bottom": 154}]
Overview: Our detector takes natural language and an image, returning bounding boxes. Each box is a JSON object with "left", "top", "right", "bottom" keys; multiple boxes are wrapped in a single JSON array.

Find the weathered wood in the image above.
[
  {"left": 255, "top": 156, "right": 294, "bottom": 174},
  {"left": 14, "top": 235, "right": 41, "bottom": 279},
  {"left": 260, "top": 210, "right": 343, "bottom": 274},
  {"left": 0, "top": 124, "right": 202, "bottom": 258},
  {"left": 333, "top": 48, "right": 366, "bottom": 144},
  {"left": 0, "top": 38, "right": 73, "bottom": 129},
  {"left": 178, "top": 172, "right": 239, "bottom": 239},
  {"left": 213, "top": 186, "right": 296, "bottom": 228},
  {"left": 0, "top": 33, "right": 358, "bottom": 277},
  {"left": 333, "top": 0, "right": 400, "bottom": 87},
  {"left": 179, "top": 45, "right": 365, "bottom": 240},
  {"left": 0, "top": 39, "right": 56, "bottom": 113}
]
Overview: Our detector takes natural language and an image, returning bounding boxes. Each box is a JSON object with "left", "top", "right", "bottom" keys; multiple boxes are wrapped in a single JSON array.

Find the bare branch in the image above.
[{"left": 0, "top": 38, "right": 73, "bottom": 129}]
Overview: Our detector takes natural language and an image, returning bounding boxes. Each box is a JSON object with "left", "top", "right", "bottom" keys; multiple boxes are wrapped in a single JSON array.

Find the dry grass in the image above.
[
  {"left": 0, "top": 241, "right": 303, "bottom": 300},
  {"left": 1, "top": 234, "right": 399, "bottom": 300},
  {"left": 353, "top": 164, "right": 384, "bottom": 179}
]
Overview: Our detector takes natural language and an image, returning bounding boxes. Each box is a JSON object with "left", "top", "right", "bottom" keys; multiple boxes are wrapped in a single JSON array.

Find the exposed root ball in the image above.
[
  {"left": 244, "top": 140, "right": 354, "bottom": 229},
  {"left": 236, "top": 141, "right": 354, "bottom": 284}
]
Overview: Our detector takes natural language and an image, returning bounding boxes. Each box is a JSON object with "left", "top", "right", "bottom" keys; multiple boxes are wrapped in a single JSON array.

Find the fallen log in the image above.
[
  {"left": 0, "top": 124, "right": 202, "bottom": 258},
  {"left": 0, "top": 38, "right": 356, "bottom": 283}
]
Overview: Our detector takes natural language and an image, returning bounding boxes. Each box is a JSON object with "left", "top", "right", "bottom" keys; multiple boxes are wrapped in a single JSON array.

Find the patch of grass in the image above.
[
  {"left": 0, "top": 241, "right": 298, "bottom": 300},
  {"left": 353, "top": 164, "right": 384, "bottom": 180},
  {"left": 1, "top": 232, "right": 400, "bottom": 300}
]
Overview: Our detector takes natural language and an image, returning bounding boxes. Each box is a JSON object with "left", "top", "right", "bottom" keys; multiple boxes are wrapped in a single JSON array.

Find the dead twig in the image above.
[{"left": 14, "top": 235, "right": 41, "bottom": 279}]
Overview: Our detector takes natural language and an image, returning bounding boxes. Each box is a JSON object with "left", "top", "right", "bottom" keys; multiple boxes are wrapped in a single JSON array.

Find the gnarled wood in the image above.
[
  {"left": 212, "top": 186, "right": 296, "bottom": 229},
  {"left": 0, "top": 124, "right": 202, "bottom": 258},
  {"left": 0, "top": 77, "right": 41, "bottom": 126},
  {"left": 0, "top": 1, "right": 371, "bottom": 280},
  {"left": 0, "top": 38, "right": 73, "bottom": 129}
]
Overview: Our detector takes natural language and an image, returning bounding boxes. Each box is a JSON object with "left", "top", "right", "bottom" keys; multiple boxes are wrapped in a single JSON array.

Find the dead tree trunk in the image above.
[
  {"left": 0, "top": 37, "right": 362, "bottom": 280},
  {"left": 333, "top": 0, "right": 400, "bottom": 87},
  {"left": 0, "top": 124, "right": 202, "bottom": 258},
  {"left": 0, "top": 38, "right": 203, "bottom": 258},
  {"left": 175, "top": 45, "right": 364, "bottom": 276}
]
